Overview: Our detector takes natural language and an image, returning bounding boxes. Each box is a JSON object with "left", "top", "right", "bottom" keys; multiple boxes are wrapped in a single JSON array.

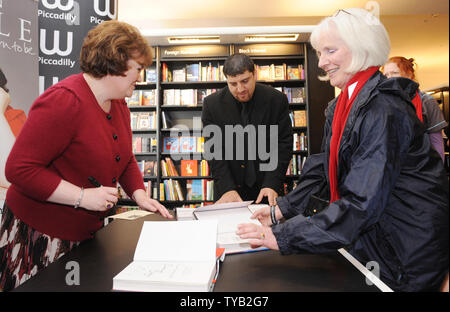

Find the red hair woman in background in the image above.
[{"left": 383, "top": 56, "right": 447, "bottom": 162}]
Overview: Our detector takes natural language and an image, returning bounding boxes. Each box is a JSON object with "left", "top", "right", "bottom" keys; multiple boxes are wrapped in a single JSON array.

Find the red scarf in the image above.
[
  {"left": 329, "top": 66, "right": 379, "bottom": 203},
  {"left": 411, "top": 91, "right": 423, "bottom": 122}
]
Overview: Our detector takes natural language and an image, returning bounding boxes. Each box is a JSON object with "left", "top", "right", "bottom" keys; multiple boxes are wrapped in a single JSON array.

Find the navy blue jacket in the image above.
[{"left": 272, "top": 71, "right": 449, "bottom": 292}]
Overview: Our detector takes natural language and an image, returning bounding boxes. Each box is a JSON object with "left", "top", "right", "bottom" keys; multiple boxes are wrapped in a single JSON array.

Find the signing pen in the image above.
[{"left": 88, "top": 176, "right": 102, "bottom": 187}]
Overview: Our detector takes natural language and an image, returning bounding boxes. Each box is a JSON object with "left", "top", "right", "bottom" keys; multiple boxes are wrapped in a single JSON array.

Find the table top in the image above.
[{"left": 14, "top": 213, "right": 379, "bottom": 292}]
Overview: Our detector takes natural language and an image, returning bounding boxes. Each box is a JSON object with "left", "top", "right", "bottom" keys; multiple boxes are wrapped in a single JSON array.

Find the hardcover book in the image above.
[
  {"left": 112, "top": 220, "right": 219, "bottom": 292},
  {"left": 181, "top": 160, "right": 198, "bottom": 177},
  {"left": 193, "top": 202, "right": 268, "bottom": 254},
  {"left": 163, "top": 137, "right": 180, "bottom": 153},
  {"left": 293, "top": 110, "right": 307, "bottom": 127},
  {"left": 180, "top": 136, "right": 197, "bottom": 153}
]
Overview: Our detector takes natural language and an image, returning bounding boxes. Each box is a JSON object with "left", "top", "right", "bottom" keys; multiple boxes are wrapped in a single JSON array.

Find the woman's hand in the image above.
[
  {"left": 80, "top": 186, "right": 119, "bottom": 212},
  {"left": 236, "top": 223, "right": 279, "bottom": 250},
  {"left": 133, "top": 189, "right": 173, "bottom": 219},
  {"left": 250, "top": 204, "right": 283, "bottom": 226}
]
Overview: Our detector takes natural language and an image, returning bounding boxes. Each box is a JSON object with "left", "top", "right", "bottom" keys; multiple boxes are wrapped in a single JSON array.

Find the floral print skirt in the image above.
[{"left": 0, "top": 203, "right": 79, "bottom": 291}]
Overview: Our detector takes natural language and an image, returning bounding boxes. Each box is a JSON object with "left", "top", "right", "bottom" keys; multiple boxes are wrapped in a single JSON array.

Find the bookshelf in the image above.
[{"left": 120, "top": 43, "right": 335, "bottom": 209}]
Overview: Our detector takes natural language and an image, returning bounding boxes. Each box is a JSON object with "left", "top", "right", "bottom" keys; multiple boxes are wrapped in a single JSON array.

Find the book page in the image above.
[
  {"left": 115, "top": 260, "right": 215, "bottom": 285},
  {"left": 194, "top": 207, "right": 261, "bottom": 245},
  {"left": 133, "top": 220, "right": 217, "bottom": 263},
  {"left": 109, "top": 209, "right": 153, "bottom": 220}
]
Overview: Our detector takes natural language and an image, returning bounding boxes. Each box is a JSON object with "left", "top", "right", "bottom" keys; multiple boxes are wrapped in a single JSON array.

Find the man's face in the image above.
[{"left": 226, "top": 70, "right": 257, "bottom": 103}]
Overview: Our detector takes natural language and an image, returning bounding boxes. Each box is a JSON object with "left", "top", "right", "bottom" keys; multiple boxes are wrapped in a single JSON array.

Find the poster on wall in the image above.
[
  {"left": 39, "top": 0, "right": 117, "bottom": 93},
  {"left": 0, "top": 0, "right": 39, "bottom": 209}
]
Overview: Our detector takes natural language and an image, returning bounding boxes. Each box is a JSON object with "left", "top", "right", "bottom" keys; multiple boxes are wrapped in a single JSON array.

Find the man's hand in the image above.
[
  {"left": 216, "top": 190, "right": 243, "bottom": 204},
  {"left": 255, "top": 187, "right": 278, "bottom": 206}
]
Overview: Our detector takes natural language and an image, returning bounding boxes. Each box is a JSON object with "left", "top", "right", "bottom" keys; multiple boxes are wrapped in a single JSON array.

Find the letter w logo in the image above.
[
  {"left": 93, "top": 0, "right": 117, "bottom": 19},
  {"left": 41, "top": 0, "right": 74, "bottom": 11},
  {"left": 40, "top": 29, "right": 73, "bottom": 56}
]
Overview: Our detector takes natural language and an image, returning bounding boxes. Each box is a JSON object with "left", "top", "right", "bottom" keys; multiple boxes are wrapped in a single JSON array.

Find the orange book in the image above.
[{"left": 181, "top": 160, "right": 198, "bottom": 177}]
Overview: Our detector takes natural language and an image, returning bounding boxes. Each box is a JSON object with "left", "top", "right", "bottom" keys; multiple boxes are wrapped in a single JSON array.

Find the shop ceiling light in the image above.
[
  {"left": 244, "top": 34, "right": 299, "bottom": 42},
  {"left": 168, "top": 36, "right": 220, "bottom": 44}
]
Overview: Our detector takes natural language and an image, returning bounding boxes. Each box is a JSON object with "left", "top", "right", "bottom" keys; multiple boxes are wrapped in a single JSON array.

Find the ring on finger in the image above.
[{"left": 260, "top": 232, "right": 265, "bottom": 239}]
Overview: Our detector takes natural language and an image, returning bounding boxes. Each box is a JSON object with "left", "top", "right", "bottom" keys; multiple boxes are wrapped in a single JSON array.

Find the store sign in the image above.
[
  {"left": 38, "top": 0, "right": 117, "bottom": 93},
  {"left": 161, "top": 45, "right": 230, "bottom": 59},
  {"left": 235, "top": 43, "right": 304, "bottom": 57}
]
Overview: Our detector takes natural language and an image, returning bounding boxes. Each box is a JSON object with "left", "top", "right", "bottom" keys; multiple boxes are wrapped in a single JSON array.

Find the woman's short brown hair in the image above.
[{"left": 80, "top": 20, "right": 152, "bottom": 78}]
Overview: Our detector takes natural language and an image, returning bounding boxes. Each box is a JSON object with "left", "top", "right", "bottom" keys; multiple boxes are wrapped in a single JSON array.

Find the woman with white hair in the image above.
[{"left": 237, "top": 8, "right": 449, "bottom": 292}]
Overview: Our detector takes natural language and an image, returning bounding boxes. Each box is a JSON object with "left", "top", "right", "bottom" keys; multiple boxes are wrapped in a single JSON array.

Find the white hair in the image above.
[{"left": 310, "top": 8, "right": 390, "bottom": 77}]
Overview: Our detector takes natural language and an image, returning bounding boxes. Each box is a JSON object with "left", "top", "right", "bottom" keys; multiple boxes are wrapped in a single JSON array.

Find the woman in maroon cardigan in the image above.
[{"left": 0, "top": 20, "right": 172, "bottom": 291}]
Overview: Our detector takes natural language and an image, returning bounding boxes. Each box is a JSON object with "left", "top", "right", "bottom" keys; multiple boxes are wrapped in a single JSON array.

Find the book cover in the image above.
[
  {"left": 287, "top": 65, "right": 300, "bottom": 80},
  {"left": 172, "top": 68, "right": 186, "bottom": 82},
  {"left": 112, "top": 220, "right": 218, "bottom": 292},
  {"left": 163, "top": 89, "right": 175, "bottom": 105},
  {"left": 144, "top": 161, "right": 156, "bottom": 176},
  {"left": 291, "top": 87, "right": 305, "bottom": 104},
  {"left": 180, "top": 136, "right": 196, "bottom": 153},
  {"left": 163, "top": 137, "right": 180, "bottom": 153},
  {"left": 258, "top": 65, "right": 271, "bottom": 81},
  {"left": 186, "top": 63, "right": 200, "bottom": 82},
  {"left": 190, "top": 179, "right": 203, "bottom": 201},
  {"left": 181, "top": 160, "right": 198, "bottom": 176},
  {"left": 145, "top": 67, "right": 157, "bottom": 83},
  {"left": 293, "top": 110, "right": 307, "bottom": 127},
  {"left": 274, "top": 65, "right": 285, "bottom": 80},
  {"left": 126, "top": 90, "right": 141, "bottom": 106},
  {"left": 141, "top": 90, "right": 156, "bottom": 106}
]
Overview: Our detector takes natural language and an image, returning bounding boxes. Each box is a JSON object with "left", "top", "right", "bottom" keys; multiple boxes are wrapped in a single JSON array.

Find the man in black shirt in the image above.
[{"left": 202, "top": 53, "right": 293, "bottom": 205}]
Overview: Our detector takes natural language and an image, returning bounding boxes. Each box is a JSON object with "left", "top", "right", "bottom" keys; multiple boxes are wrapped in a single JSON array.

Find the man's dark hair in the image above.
[
  {"left": 223, "top": 53, "right": 255, "bottom": 77},
  {"left": 0, "top": 68, "right": 9, "bottom": 93}
]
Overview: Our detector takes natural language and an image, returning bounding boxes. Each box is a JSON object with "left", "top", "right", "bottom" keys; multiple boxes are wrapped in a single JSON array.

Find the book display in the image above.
[{"left": 121, "top": 42, "right": 333, "bottom": 210}]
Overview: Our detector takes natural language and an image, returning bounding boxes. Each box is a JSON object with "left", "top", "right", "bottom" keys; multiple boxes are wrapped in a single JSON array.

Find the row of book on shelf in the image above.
[
  {"left": 135, "top": 66, "right": 157, "bottom": 84},
  {"left": 131, "top": 112, "right": 157, "bottom": 130},
  {"left": 286, "top": 154, "right": 308, "bottom": 176},
  {"left": 126, "top": 86, "right": 305, "bottom": 108},
  {"left": 118, "top": 178, "right": 214, "bottom": 203},
  {"left": 126, "top": 89, "right": 156, "bottom": 107},
  {"left": 290, "top": 110, "right": 307, "bottom": 127},
  {"left": 133, "top": 136, "right": 157, "bottom": 153},
  {"left": 163, "top": 88, "right": 218, "bottom": 106},
  {"left": 161, "top": 158, "right": 210, "bottom": 177},
  {"left": 293, "top": 132, "right": 308, "bottom": 152},
  {"left": 162, "top": 62, "right": 225, "bottom": 82},
  {"left": 160, "top": 179, "right": 214, "bottom": 202},
  {"left": 163, "top": 136, "right": 205, "bottom": 153},
  {"left": 136, "top": 159, "right": 210, "bottom": 178},
  {"left": 133, "top": 61, "right": 305, "bottom": 84},
  {"left": 255, "top": 63, "right": 305, "bottom": 81},
  {"left": 278, "top": 87, "right": 306, "bottom": 104}
]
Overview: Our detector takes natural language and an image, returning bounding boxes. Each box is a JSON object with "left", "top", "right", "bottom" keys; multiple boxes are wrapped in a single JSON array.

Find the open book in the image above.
[
  {"left": 113, "top": 220, "right": 218, "bottom": 292},
  {"left": 193, "top": 201, "right": 269, "bottom": 254}
]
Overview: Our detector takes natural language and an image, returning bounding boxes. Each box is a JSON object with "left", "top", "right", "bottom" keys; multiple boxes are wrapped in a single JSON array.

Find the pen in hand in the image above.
[
  {"left": 88, "top": 176, "right": 102, "bottom": 188},
  {"left": 88, "top": 176, "right": 115, "bottom": 210}
]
